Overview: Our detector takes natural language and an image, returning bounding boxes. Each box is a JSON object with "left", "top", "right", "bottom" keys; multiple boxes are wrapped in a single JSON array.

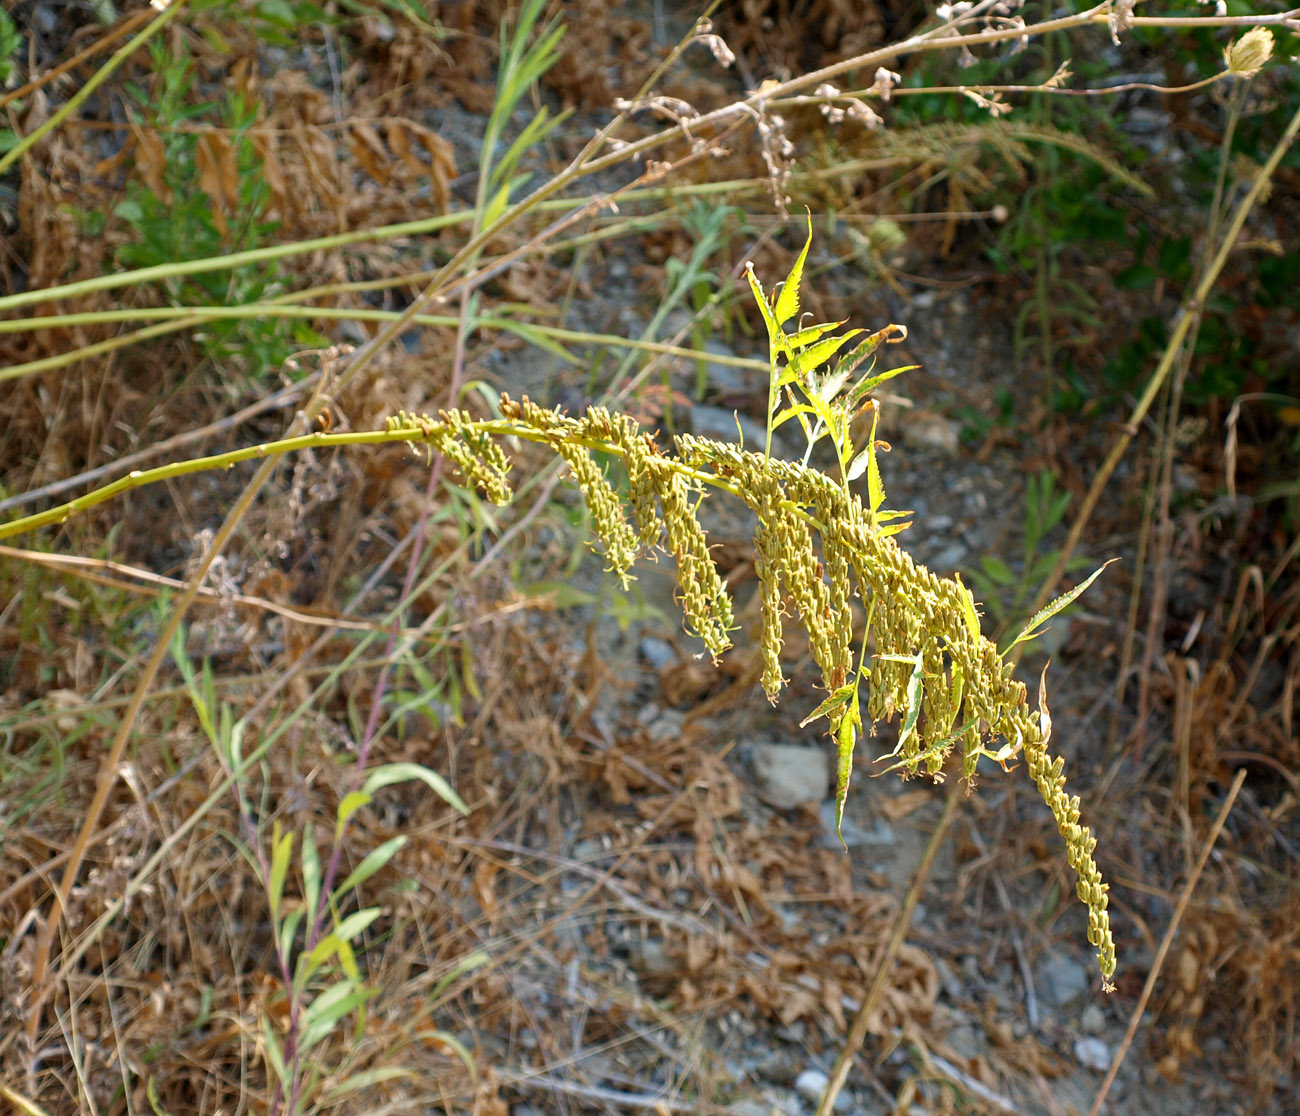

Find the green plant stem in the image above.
[
  {"left": 0, "top": 417, "right": 742, "bottom": 543},
  {"left": 1024, "top": 92, "right": 1300, "bottom": 624},
  {"left": 0, "top": 306, "right": 767, "bottom": 366},
  {"left": 0, "top": 1, "right": 189, "bottom": 178}
]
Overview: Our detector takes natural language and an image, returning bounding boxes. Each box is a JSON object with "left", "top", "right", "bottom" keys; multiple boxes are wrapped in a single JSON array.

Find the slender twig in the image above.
[
  {"left": 1086, "top": 769, "right": 1247, "bottom": 1116},
  {"left": 22, "top": 441, "right": 310, "bottom": 1048},
  {"left": 816, "top": 779, "right": 964, "bottom": 1116},
  {"left": 1023, "top": 94, "right": 1300, "bottom": 622}
]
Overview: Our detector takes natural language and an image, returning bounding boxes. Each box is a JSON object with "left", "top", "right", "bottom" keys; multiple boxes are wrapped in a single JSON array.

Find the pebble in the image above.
[
  {"left": 898, "top": 410, "right": 961, "bottom": 454},
  {"left": 628, "top": 937, "right": 676, "bottom": 977},
  {"left": 639, "top": 635, "right": 677, "bottom": 670},
  {"left": 794, "top": 1068, "right": 845, "bottom": 1109},
  {"left": 817, "top": 799, "right": 894, "bottom": 849},
  {"left": 700, "top": 338, "right": 761, "bottom": 398},
  {"left": 1036, "top": 947, "right": 1090, "bottom": 1007},
  {"left": 1074, "top": 1035, "right": 1111, "bottom": 1072},
  {"left": 644, "top": 707, "right": 686, "bottom": 742},
  {"left": 724, "top": 1101, "right": 776, "bottom": 1116},
  {"left": 927, "top": 542, "right": 968, "bottom": 575},
  {"left": 750, "top": 743, "right": 830, "bottom": 809},
  {"left": 1080, "top": 1003, "right": 1108, "bottom": 1035}
]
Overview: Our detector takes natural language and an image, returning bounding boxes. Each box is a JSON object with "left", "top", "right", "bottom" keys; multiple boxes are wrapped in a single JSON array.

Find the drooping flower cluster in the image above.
[{"left": 388, "top": 393, "right": 1116, "bottom": 987}]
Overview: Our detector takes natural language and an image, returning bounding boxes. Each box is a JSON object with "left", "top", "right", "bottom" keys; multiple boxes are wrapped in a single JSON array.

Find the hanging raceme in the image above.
[{"left": 384, "top": 219, "right": 1116, "bottom": 988}]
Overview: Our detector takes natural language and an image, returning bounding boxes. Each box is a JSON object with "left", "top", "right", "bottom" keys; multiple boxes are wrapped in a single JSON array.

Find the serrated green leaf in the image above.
[
  {"left": 775, "top": 211, "right": 814, "bottom": 328},
  {"left": 745, "top": 262, "right": 780, "bottom": 346},
  {"left": 786, "top": 320, "right": 847, "bottom": 349},
  {"left": 363, "top": 761, "right": 469, "bottom": 815},
  {"left": 269, "top": 822, "right": 293, "bottom": 924},
  {"left": 336, "top": 835, "right": 408, "bottom": 897},
  {"left": 833, "top": 706, "right": 859, "bottom": 850},
  {"left": 799, "top": 682, "right": 856, "bottom": 728},
  {"left": 845, "top": 363, "right": 917, "bottom": 409},
  {"left": 796, "top": 330, "right": 864, "bottom": 386},
  {"left": 1007, "top": 558, "right": 1119, "bottom": 650}
]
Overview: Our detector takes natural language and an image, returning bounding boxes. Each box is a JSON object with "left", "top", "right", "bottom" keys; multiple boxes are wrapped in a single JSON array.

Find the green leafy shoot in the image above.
[{"left": 749, "top": 213, "right": 912, "bottom": 492}]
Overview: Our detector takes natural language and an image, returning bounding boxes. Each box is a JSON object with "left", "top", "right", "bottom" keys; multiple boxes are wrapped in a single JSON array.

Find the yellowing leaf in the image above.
[{"left": 774, "top": 210, "right": 813, "bottom": 328}]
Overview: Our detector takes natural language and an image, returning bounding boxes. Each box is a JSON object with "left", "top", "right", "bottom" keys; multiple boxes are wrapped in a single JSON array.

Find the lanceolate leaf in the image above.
[
  {"left": 954, "top": 572, "right": 982, "bottom": 642},
  {"left": 745, "top": 262, "right": 780, "bottom": 346},
  {"left": 1006, "top": 558, "right": 1119, "bottom": 650},
  {"left": 786, "top": 319, "right": 847, "bottom": 349},
  {"left": 865, "top": 407, "right": 886, "bottom": 516},
  {"left": 876, "top": 649, "right": 926, "bottom": 752},
  {"left": 845, "top": 362, "right": 918, "bottom": 408},
  {"left": 800, "top": 682, "right": 856, "bottom": 728},
  {"left": 363, "top": 761, "right": 469, "bottom": 815},
  {"left": 269, "top": 822, "right": 293, "bottom": 924},
  {"left": 794, "top": 330, "right": 864, "bottom": 386},
  {"left": 833, "top": 702, "right": 861, "bottom": 849},
  {"left": 774, "top": 211, "right": 814, "bottom": 328},
  {"left": 336, "top": 835, "right": 408, "bottom": 897}
]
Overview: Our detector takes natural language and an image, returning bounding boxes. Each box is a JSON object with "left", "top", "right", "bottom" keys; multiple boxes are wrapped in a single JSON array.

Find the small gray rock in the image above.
[
  {"left": 898, "top": 410, "right": 960, "bottom": 454},
  {"left": 1079, "top": 1003, "right": 1108, "bottom": 1035},
  {"left": 928, "top": 543, "right": 968, "bottom": 574},
  {"left": 751, "top": 744, "right": 830, "bottom": 809},
  {"left": 629, "top": 937, "right": 676, "bottom": 977},
  {"left": 794, "top": 1068, "right": 851, "bottom": 1111},
  {"left": 724, "top": 1101, "right": 775, "bottom": 1116},
  {"left": 639, "top": 635, "right": 677, "bottom": 670},
  {"left": 1036, "top": 947, "right": 1090, "bottom": 1007},
  {"left": 701, "top": 339, "right": 761, "bottom": 398},
  {"left": 794, "top": 1068, "right": 828, "bottom": 1102},
  {"left": 817, "top": 799, "right": 894, "bottom": 849},
  {"left": 1074, "top": 1035, "right": 1111, "bottom": 1072}
]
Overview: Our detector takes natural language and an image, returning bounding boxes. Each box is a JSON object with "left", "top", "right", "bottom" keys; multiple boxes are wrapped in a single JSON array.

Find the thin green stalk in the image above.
[{"left": 0, "top": 417, "right": 742, "bottom": 544}]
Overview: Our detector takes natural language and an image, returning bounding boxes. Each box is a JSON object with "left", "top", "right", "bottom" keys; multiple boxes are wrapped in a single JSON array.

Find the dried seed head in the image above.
[{"left": 1225, "top": 27, "right": 1273, "bottom": 79}]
